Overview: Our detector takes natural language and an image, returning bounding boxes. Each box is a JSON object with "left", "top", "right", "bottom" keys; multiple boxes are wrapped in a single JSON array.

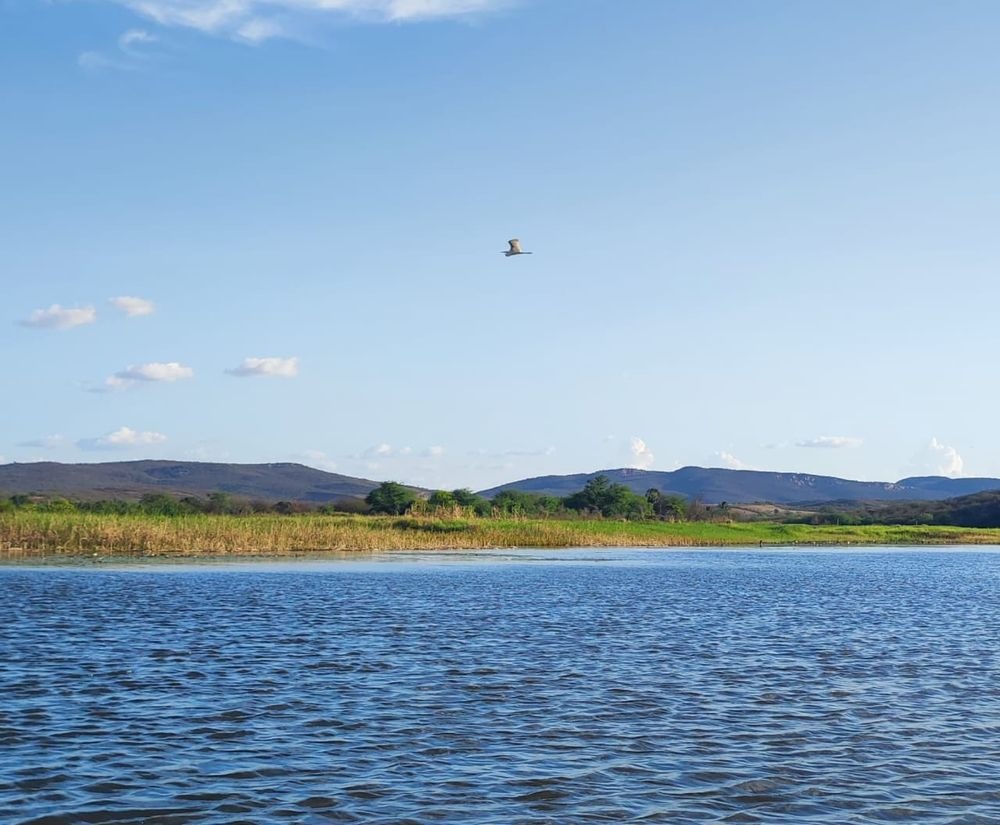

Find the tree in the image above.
[
  {"left": 646, "top": 488, "right": 688, "bottom": 521},
  {"left": 205, "top": 491, "right": 235, "bottom": 515},
  {"left": 564, "top": 475, "right": 651, "bottom": 519},
  {"left": 319, "top": 498, "right": 370, "bottom": 515},
  {"left": 451, "top": 488, "right": 492, "bottom": 516},
  {"left": 451, "top": 488, "right": 478, "bottom": 507},
  {"left": 139, "top": 493, "right": 191, "bottom": 516},
  {"left": 80, "top": 499, "right": 134, "bottom": 515},
  {"left": 491, "top": 489, "right": 562, "bottom": 517},
  {"left": 365, "top": 482, "right": 418, "bottom": 515},
  {"left": 428, "top": 490, "right": 456, "bottom": 511},
  {"left": 686, "top": 498, "right": 709, "bottom": 521},
  {"left": 38, "top": 498, "right": 77, "bottom": 513}
]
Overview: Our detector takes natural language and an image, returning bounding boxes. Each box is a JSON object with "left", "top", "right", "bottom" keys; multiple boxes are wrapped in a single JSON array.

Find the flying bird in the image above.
[{"left": 503, "top": 239, "right": 533, "bottom": 257}]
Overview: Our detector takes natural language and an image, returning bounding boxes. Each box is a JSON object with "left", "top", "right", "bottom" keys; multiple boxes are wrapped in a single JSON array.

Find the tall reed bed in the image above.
[{"left": 2, "top": 511, "right": 999, "bottom": 558}]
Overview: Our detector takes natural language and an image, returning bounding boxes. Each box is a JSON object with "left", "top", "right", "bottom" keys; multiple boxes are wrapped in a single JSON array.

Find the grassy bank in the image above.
[{"left": 2, "top": 511, "right": 1000, "bottom": 559}]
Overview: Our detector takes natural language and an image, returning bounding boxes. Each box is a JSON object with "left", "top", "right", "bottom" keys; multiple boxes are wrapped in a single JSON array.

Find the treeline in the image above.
[
  {"left": 788, "top": 490, "right": 1000, "bottom": 529},
  {"left": 5, "top": 482, "right": 1000, "bottom": 527},
  {"left": 0, "top": 491, "right": 369, "bottom": 516},
  {"left": 0, "top": 475, "right": 720, "bottom": 522},
  {"left": 364, "top": 476, "right": 715, "bottom": 521}
]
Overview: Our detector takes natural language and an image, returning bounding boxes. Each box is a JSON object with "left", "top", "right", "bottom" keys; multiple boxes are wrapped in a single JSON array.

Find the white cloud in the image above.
[
  {"left": 78, "top": 426, "right": 167, "bottom": 451},
  {"left": 422, "top": 445, "right": 445, "bottom": 458},
  {"left": 714, "top": 451, "right": 753, "bottom": 471},
  {"left": 96, "top": 361, "right": 194, "bottom": 391},
  {"left": 628, "top": 436, "right": 655, "bottom": 470},
  {"left": 18, "top": 435, "right": 66, "bottom": 449},
  {"left": 914, "top": 437, "right": 965, "bottom": 478},
  {"left": 110, "top": 295, "right": 155, "bottom": 316},
  {"left": 226, "top": 356, "right": 299, "bottom": 378},
  {"left": 118, "top": 362, "right": 193, "bottom": 382},
  {"left": 107, "top": 0, "right": 510, "bottom": 42},
  {"left": 20, "top": 304, "right": 96, "bottom": 330},
  {"left": 796, "top": 435, "right": 863, "bottom": 449}
]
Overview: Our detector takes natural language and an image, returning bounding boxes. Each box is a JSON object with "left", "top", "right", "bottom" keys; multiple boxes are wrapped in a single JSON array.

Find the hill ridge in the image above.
[
  {"left": 0, "top": 460, "right": 388, "bottom": 503},
  {"left": 4, "top": 460, "right": 1000, "bottom": 506},
  {"left": 476, "top": 466, "right": 1000, "bottom": 505}
]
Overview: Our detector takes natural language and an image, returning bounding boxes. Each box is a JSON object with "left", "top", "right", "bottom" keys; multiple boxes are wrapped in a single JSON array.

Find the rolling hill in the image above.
[
  {"left": 0, "top": 461, "right": 388, "bottom": 503},
  {"left": 477, "top": 466, "right": 1000, "bottom": 505},
  {"left": 4, "top": 461, "right": 1000, "bottom": 508}
]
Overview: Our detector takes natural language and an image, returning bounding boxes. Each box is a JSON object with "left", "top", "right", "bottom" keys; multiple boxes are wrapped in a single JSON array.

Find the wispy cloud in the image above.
[
  {"left": 357, "top": 443, "right": 444, "bottom": 460},
  {"left": 500, "top": 446, "right": 553, "bottom": 457},
  {"left": 627, "top": 436, "right": 655, "bottom": 470},
  {"left": 19, "top": 304, "right": 96, "bottom": 330},
  {"left": 364, "top": 443, "right": 395, "bottom": 458},
  {"left": 80, "top": 28, "right": 159, "bottom": 71},
  {"left": 226, "top": 356, "right": 299, "bottom": 378},
  {"left": 104, "top": 0, "right": 511, "bottom": 43},
  {"left": 18, "top": 435, "right": 66, "bottom": 449},
  {"left": 300, "top": 450, "right": 339, "bottom": 472},
  {"left": 79, "top": 51, "right": 126, "bottom": 71},
  {"left": 77, "top": 426, "right": 167, "bottom": 450},
  {"left": 184, "top": 441, "right": 230, "bottom": 461},
  {"left": 796, "top": 435, "right": 863, "bottom": 449},
  {"left": 119, "top": 28, "right": 158, "bottom": 51},
  {"left": 347, "top": 442, "right": 448, "bottom": 477},
  {"left": 110, "top": 295, "right": 155, "bottom": 316},
  {"left": 235, "top": 18, "right": 285, "bottom": 42}
]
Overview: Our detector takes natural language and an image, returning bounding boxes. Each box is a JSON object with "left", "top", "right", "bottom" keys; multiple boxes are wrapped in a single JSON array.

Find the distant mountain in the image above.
[
  {"left": 477, "top": 466, "right": 1000, "bottom": 505},
  {"left": 0, "top": 461, "right": 390, "bottom": 503},
  {"left": 6, "top": 460, "right": 1000, "bottom": 509}
]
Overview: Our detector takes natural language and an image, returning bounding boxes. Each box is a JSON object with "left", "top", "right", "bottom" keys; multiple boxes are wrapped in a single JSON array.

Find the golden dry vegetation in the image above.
[{"left": 3, "top": 511, "right": 1000, "bottom": 560}]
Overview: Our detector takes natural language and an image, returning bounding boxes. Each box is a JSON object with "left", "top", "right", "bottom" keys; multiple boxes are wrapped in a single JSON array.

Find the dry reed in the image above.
[{"left": 3, "top": 512, "right": 1000, "bottom": 559}]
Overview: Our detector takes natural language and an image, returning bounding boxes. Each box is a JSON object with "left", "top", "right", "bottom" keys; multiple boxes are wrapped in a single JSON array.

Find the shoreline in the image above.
[
  {"left": 5, "top": 543, "right": 1000, "bottom": 568},
  {"left": 3, "top": 512, "right": 1000, "bottom": 561}
]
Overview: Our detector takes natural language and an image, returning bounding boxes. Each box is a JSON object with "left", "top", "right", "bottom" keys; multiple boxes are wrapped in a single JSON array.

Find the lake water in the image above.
[{"left": 3, "top": 548, "right": 1000, "bottom": 823}]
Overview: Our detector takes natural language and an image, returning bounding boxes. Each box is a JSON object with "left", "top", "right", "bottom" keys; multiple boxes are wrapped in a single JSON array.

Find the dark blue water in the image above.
[{"left": 3, "top": 549, "right": 1000, "bottom": 824}]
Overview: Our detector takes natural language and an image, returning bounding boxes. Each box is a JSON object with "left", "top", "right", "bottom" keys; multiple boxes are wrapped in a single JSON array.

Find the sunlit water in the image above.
[{"left": 3, "top": 548, "right": 1000, "bottom": 823}]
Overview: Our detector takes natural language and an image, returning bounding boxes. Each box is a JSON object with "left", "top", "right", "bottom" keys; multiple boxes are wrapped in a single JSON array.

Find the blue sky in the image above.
[{"left": 3, "top": 0, "right": 1000, "bottom": 489}]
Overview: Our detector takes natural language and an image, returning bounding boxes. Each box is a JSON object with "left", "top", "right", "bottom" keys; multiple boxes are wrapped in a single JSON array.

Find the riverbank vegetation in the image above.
[
  {"left": 2, "top": 510, "right": 999, "bottom": 559},
  {"left": 3, "top": 476, "right": 1000, "bottom": 558}
]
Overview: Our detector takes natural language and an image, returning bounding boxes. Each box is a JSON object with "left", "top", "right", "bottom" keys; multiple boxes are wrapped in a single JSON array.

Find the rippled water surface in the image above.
[{"left": 3, "top": 548, "right": 1000, "bottom": 823}]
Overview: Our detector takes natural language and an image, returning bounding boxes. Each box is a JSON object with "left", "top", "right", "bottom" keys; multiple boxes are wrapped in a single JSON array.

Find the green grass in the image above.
[{"left": 3, "top": 511, "right": 1000, "bottom": 559}]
